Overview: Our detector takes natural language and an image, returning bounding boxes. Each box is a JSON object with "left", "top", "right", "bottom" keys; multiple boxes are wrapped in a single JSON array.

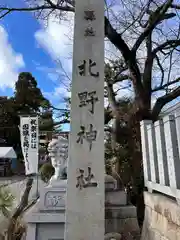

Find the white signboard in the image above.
[{"left": 20, "top": 116, "right": 39, "bottom": 175}]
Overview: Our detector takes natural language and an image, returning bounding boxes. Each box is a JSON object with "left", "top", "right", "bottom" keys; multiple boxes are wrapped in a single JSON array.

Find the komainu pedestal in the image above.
[
  {"left": 105, "top": 174, "right": 140, "bottom": 240},
  {"left": 24, "top": 184, "right": 66, "bottom": 240},
  {"left": 24, "top": 136, "right": 68, "bottom": 240}
]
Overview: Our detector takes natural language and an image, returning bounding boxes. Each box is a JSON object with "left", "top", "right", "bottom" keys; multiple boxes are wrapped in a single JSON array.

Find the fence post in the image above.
[
  {"left": 147, "top": 123, "right": 159, "bottom": 184},
  {"left": 154, "top": 120, "right": 169, "bottom": 186},
  {"left": 140, "top": 120, "right": 152, "bottom": 184},
  {"left": 163, "top": 115, "right": 180, "bottom": 189},
  {"left": 175, "top": 110, "right": 180, "bottom": 165}
]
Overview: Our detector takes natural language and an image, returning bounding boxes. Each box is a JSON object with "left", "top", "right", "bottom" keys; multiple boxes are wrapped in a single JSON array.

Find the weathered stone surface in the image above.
[
  {"left": 24, "top": 202, "right": 65, "bottom": 240},
  {"left": 105, "top": 190, "right": 127, "bottom": 206},
  {"left": 64, "top": 0, "right": 105, "bottom": 239},
  {"left": 24, "top": 187, "right": 139, "bottom": 240},
  {"left": 144, "top": 191, "right": 180, "bottom": 226},
  {"left": 105, "top": 189, "right": 139, "bottom": 238},
  {"left": 105, "top": 217, "right": 139, "bottom": 234},
  {"left": 39, "top": 181, "right": 67, "bottom": 211},
  {"left": 105, "top": 174, "right": 117, "bottom": 191},
  {"left": 141, "top": 191, "right": 180, "bottom": 240}
]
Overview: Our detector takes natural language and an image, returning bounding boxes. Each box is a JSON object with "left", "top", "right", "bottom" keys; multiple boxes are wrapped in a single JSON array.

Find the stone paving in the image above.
[{"left": 0, "top": 176, "right": 25, "bottom": 186}]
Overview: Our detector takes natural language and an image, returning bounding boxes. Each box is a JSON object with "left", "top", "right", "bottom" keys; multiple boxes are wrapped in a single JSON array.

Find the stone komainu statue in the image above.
[{"left": 48, "top": 135, "right": 68, "bottom": 182}]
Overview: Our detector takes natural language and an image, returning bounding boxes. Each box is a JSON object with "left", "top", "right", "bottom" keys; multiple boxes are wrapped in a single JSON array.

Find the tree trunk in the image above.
[
  {"left": 128, "top": 115, "right": 145, "bottom": 230},
  {"left": 6, "top": 177, "right": 33, "bottom": 240}
]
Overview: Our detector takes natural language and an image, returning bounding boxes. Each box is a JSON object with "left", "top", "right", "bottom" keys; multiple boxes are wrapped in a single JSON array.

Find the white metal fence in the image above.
[{"left": 140, "top": 110, "right": 180, "bottom": 201}]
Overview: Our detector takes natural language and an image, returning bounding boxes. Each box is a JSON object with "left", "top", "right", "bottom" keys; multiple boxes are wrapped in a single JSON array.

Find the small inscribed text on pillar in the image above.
[
  {"left": 76, "top": 167, "right": 98, "bottom": 190},
  {"left": 84, "top": 27, "right": 95, "bottom": 36},
  {"left": 84, "top": 10, "right": 96, "bottom": 21}
]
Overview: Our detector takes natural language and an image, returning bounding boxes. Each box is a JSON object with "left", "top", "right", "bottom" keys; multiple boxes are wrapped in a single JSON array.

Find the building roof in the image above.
[{"left": 0, "top": 147, "right": 17, "bottom": 159}]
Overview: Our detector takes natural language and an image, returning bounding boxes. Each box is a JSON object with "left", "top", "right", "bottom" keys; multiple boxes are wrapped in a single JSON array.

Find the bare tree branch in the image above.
[
  {"left": 166, "top": 50, "right": 173, "bottom": 93},
  {"left": 51, "top": 105, "right": 70, "bottom": 112},
  {"left": 152, "top": 78, "right": 180, "bottom": 92},
  {"left": 105, "top": 17, "right": 144, "bottom": 97},
  {"left": 53, "top": 120, "right": 70, "bottom": 127},
  {"left": 138, "top": 0, "right": 152, "bottom": 28},
  {"left": 171, "top": 4, "right": 180, "bottom": 10},
  {"left": 155, "top": 54, "right": 164, "bottom": 87},
  {"left": 142, "top": 31, "right": 153, "bottom": 96},
  {"left": 152, "top": 86, "right": 180, "bottom": 119},
  {"left": 65, "top": 0, "right": 75, "bottom": 7},
  {"left": 106, "top": 83, "right": 119, "bottom": 117},
  {"left": 132, "top": 0, "right": 175, "bottom": 53},
  {"left": 153, "top": 39, "right": 180, "bottom": 55},
  {"left": 0, "top": 3, "right": 74, "bottom": 19},
  {"left": 113, "top": 74, "right": 131, "bottom": 84},
  {"left": 45, "top": 0, "right": 57, "bottom": 7}
]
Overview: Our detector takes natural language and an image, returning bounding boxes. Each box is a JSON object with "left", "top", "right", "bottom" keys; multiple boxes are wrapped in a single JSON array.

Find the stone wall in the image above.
[{"left": 141, "top": 191, "right": 180, "bottom": 240}]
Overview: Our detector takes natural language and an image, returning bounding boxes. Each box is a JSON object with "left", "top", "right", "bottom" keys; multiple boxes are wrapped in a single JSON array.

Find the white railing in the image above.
[{"left": 140, "top": 110, "right": 180, "bottom": 201}]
